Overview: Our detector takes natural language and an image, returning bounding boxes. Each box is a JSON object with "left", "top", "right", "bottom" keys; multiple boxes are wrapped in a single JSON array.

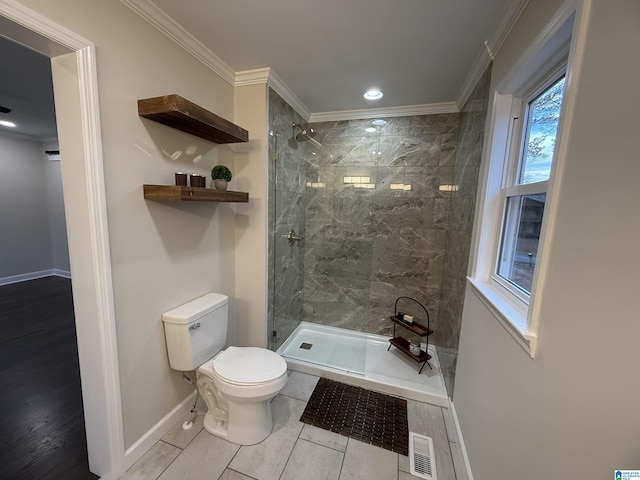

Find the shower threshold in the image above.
[{"left": 277, "top": 322, "right": 449, "bottom": 406}]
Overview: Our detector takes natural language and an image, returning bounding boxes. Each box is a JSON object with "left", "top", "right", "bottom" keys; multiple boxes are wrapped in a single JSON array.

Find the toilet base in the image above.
[
  {"left": 197, "top": 371, "right": 280, "bottom": 445},
  {"left": 203, "top": 398, "right": 273, "bottom": 445}
]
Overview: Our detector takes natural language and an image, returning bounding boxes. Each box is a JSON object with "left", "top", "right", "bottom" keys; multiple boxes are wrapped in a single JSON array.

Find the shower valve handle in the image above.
[{"left": 283, "top": 230, "right": 304, "bottom": 246}]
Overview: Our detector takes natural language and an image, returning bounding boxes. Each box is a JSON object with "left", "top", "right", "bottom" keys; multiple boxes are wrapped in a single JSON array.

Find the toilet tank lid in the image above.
[{"left": 162, "top": 293, "right": 228, "bottom": 325}]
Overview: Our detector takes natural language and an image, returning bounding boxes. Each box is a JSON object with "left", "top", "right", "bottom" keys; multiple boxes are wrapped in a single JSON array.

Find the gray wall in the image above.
[
  {"left": 43, "top": 140, "right": 70, "bottom": 273},
  {"left": 303, "top": 114, "right": 460, "bottom": 340},
  {"left": 0, "top": 134, "right": 68, "bottom": 280},
  {"left": 437, "top": 66, "right": 492, "bottom": 395}
]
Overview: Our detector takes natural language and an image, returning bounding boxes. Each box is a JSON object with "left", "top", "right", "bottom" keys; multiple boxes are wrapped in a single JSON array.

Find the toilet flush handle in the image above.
[{"left": 189, "top": 322, "right": 201, "bottom": 330}]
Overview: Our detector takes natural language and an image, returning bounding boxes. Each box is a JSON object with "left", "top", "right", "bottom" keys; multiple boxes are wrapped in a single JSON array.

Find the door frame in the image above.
[{"left": 0, "top": 2, "right": 124, "bottom": 478}]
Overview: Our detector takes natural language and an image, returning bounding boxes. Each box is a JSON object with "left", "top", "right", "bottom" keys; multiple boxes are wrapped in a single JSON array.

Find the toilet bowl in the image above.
[
  {"left": 196, "top": 346, "right": 288, "bottom": 445},
  {"left": 162, "top": 293, "right": 288, "bottom": 446}
]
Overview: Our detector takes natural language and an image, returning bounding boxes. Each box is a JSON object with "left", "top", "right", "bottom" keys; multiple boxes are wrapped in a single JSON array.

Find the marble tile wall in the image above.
[
  {"left": 437, "top": 65, "right": 492, "bottom": 396},
  {"left": 269, "top": 71, "right": 491, "bottom": 398},
  {"left": 268, "top": 89, "right": 308, "bottom": 350},
  {"left": 303, "top": 114, "right": 460, "bottom": 338}
]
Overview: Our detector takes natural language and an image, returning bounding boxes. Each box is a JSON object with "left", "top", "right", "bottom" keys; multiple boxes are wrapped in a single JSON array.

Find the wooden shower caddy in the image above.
[{"left": 387, "top": 296, "right": 433, "bottom": 373}]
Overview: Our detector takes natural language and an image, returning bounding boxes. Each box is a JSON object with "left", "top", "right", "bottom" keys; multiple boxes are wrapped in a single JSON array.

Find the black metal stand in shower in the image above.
[{"left": 387, "top": 296, "right": 433, "bottom": 374}]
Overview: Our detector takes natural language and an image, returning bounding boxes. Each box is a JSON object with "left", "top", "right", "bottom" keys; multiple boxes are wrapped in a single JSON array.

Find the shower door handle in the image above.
[{"left": 283, "top": 230, "right": 304, "bottom": 246}]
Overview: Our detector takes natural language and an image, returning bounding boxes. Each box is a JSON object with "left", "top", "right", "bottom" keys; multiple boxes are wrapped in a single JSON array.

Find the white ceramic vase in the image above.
[{"left": 214, "top": 179, "right": 228, "bottom": 190}]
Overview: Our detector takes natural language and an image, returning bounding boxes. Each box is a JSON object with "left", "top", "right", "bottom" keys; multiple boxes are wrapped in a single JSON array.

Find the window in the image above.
[
  {"left": 470, "top": 8, "right": 575, "bottom": 356},
  {"left": 495, "top": 75, "right": 566, "bottom": 300}
]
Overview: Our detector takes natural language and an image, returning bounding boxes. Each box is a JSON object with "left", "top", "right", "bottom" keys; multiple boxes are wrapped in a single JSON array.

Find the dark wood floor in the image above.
[{"left": 0, "top": 276, "right": 98, "bottom": 480}]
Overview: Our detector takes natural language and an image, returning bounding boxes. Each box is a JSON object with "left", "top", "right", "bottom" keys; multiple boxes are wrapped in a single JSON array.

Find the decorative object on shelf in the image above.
[
  {"left": 388, "top": 296, "right": 433, "bottom": 373},
  {"left": 175, "top": 172, "right": 187, "bottom": 186},
  {"left": 189, "top": 174, "right": 206, "bottom": 188},
  {"left": 211, "top": 165, "right": 232, "bottom": 191}
]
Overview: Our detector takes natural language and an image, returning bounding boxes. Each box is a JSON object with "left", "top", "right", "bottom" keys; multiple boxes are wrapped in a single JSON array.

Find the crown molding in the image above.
[
  {"left": 120, "top": 0, "right": 236, "bottom": 85},
  {"left": 234, "top": 67, "right": 270, "bottom": 86},
  {"left": 487, "top": 0, "right": 531, "bottom": 59},
  {"left": 235, "top": 67, "right": 311, "bottom": 121},
  {"left": 122, "top": 0, "right": 312, "bottom": 120},
  {"left": 309, "top": 102, "right": 459, "bottom": 123},
  {"left": 265, "top": 69, "right": 311, "bottom": 121},
  {"left": 456, "top": 0, "right": 530, "bottom": 109},
  {"left": 0, "top": 129, "right": 46, "bottom": 143}
]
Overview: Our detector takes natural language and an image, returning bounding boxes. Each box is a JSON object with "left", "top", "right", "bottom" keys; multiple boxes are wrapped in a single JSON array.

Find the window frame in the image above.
[
  {"left": 490, "top": 68, "right": 566, "bottom": 307},
  {"left": 468, "top": 6, "right": 579, "bottom": 358}
]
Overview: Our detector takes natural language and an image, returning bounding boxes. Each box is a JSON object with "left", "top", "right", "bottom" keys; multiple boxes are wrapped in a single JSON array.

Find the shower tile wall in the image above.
[
  {"left": 303, "top": 114, "right": 460, "bottom": 340},
  {"left": 268, "top": 89, "right": 307, "bottom": 350},
  {"left": 437, "top": 65, "right": 492, "bottom": 396}
]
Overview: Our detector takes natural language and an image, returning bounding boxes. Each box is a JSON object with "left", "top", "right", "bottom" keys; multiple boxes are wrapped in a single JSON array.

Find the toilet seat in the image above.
[{"left": 212, "top": 346, "right": 287, "bottom": 385}]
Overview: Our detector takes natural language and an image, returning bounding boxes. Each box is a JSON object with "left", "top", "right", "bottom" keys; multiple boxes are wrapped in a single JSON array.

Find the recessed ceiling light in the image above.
[
  {"left": 0, "top": 120, "right": 16, "bottom": 127},
  {"left": 371, "top": 119, "right": 387, "bottom": 126},
  {"left": 364, "top": 89, "right": 383, "bottom": 100},
  {"left": 364, "top": 127, "right": 377, "bottom": 133}
]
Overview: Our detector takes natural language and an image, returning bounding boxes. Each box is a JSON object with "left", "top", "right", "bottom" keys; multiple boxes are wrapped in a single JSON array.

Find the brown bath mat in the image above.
[{"left": 300, "top": 377, "right": 409, "bottom": 455}]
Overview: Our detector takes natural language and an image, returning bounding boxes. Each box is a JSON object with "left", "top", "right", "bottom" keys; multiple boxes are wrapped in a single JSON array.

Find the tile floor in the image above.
[{"left": 121, "top": 372, "right": 468, "bottom": 480}]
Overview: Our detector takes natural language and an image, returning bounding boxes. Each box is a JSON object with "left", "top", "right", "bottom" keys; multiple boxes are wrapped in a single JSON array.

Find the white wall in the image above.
[
  {"left": 0, "top": 134, "right": 68, "bottom": 279},
  {"left": 21, "top": 0, "right": 243, "bottom": 449},
  {"left": 454, "top": 0, "right": 640, "bottom": 478},
  {"left": 234, "top": 83, "right": 269, "bottom": 348}
]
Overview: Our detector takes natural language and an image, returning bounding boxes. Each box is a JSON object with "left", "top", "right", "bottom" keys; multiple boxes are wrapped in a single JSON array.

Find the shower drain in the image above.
[
  {"left": 300, "top": 342, "right": 313, "bottom": 350},
  {"left": 409, "top": 432, "right": 437, "bottom": 480}
]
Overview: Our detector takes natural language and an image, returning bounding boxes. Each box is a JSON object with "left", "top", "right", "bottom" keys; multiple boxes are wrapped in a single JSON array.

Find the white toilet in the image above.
[{"left": 162, "top": 293, "right": 288, "bottom": 445}]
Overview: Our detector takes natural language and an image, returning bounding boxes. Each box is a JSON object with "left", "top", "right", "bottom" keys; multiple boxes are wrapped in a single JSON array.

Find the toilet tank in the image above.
[{"left": 162, "top": 293, "right": 229, "bottom": 371}]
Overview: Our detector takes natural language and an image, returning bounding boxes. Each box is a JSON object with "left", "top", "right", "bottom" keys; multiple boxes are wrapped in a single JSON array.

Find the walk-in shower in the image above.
[{"left": 267, "top": 66, "right": 491, "bottom": 401}]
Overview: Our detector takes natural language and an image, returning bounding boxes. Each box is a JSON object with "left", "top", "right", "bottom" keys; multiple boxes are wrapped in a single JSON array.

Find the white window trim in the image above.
[
  {"left": 468, "top": 0, "right": 585, "bottom": 358},
  {"left": 492, "top": 68, "right": 564, "bottom": 305}
]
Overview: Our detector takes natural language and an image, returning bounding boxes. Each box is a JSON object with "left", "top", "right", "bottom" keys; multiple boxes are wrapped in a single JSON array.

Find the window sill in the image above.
[{"left": 467, "top": 278, "right": 537, "bottom": 358}]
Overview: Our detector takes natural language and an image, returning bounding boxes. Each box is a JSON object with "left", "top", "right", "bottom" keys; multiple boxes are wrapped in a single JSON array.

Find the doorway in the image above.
[
  {"left": 0, "top": 34, "right": 97, "bottom": 478},
  {"left": 0, "top": 4, "right": 124, "bottom": 478}
]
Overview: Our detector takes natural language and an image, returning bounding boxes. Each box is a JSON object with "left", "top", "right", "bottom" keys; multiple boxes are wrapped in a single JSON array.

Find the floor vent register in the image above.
[{"left": 409, "top": 432, "right": 437, "bottom": 480}]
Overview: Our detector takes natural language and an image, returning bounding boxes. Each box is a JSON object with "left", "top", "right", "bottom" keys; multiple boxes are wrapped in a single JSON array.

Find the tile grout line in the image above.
[
  {"left": 220, "top": 438, "right": 243, "bottom": 479},
  {"left": 438, "top": 405, "right": 460, "bottom": 480},
  {"left": 153, "top": 440, "right": 184, "bottom": 480},
  {"left": 298, "top": 427, "right": 350, "bottom": 454},
  {"left": 224, "top": 466, "right": 259, "bottom": 480},
  {"left": 337, "top": 438, "right": 350, "bottom": 480},
  {"left": 277, "top": 414, "right": 307, "bottom": 480}
]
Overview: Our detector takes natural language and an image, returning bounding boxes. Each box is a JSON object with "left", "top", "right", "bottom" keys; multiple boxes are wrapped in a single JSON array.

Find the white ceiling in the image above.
[
  {"left": 0, "top": 35, "right": 57, "bottom": 139},
  {"left": 0, "top": 0, "right": 515, "bottom": 139},
  {"left": 147, "top": 0, "right": 512, "bottom": 113}
]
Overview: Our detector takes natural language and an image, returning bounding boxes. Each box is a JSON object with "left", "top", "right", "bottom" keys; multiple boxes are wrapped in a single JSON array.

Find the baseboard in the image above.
[
  {"left": 52, "top": 268, "right": 72, "bottom": 278},
  {"left": 449, "top": 399, "right": 474, "bottom": 480},
  {"left": 123, "top": 391, "right": 196, "bottom": 470},
  {"left": 0, "top": 269, "right": 71, "bottom": 286}
]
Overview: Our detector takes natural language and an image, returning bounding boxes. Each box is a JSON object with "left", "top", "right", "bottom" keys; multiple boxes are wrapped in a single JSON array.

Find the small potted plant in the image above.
[{"left": 211, "top": 165, "right": 232, "bottom": 190}]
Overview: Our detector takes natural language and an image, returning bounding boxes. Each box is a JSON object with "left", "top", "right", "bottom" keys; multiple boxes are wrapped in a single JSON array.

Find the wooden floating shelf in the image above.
[
  {"left": 389, "top": 337, "right": 431, "bottom": 363},
  {"left": 138, "top": 94, "right": 249, "bottom": 144},
  {"left": 143, "top": 185, "right": 249, "bottom": 203},
  {"left": 389, "top": 316, "right": 433, "bottom": 336}
]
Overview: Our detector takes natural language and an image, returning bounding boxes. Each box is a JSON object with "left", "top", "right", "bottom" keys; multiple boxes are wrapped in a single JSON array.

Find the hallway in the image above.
[{"left": 0, "top": 276, "right": 97, "bottom": 480}]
